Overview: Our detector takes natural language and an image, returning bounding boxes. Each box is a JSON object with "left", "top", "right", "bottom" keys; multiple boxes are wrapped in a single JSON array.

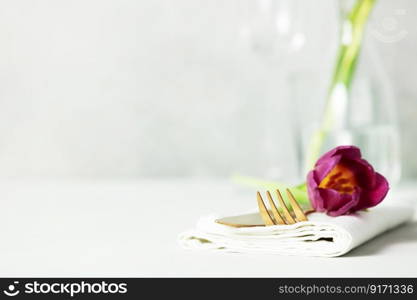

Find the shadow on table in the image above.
[{"left": 345, "top": 221, "right": 417, "bottom": 257}]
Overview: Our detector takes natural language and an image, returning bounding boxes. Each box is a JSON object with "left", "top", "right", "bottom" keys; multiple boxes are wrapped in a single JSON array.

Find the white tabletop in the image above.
[{"left": 1, "top": 179, "right": 416, "bottom": 277}]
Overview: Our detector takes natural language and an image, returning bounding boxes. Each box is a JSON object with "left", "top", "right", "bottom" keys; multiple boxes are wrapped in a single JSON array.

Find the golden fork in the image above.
[
  {"left": 257, "top": 188, "right": 308, "bottom": 226},
  {"left": 215, "top": 188, "right": 308, "bottom": 227}
]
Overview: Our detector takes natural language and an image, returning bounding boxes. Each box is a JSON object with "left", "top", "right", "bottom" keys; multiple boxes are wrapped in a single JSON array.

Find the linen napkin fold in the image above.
[{"left": 178, "top": 204, "right": 414, "bottom": 257}]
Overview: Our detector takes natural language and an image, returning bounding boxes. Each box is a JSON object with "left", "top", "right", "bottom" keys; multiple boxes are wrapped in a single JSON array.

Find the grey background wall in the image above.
[{"left": 0, "top": 0, "right": 415, "bottom": 180}]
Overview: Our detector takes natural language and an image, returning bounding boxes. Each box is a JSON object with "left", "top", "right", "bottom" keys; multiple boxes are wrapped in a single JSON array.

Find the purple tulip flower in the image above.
[{"left": 307, "top": 145, "right": 389, "bottom": 216}]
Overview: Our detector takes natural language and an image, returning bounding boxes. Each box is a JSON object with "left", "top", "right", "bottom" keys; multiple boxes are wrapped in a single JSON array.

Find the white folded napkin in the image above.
[{"left": 179, "top": 204, "right": 414, "bottom": 257}]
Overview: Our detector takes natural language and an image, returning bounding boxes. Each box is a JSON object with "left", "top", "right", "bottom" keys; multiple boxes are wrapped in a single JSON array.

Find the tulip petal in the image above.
[
  {"left": 314, "top": 155, "right": 342, "bottom": 182},
  {"left": 353, "top": 172, "right": 389, "bottom": 210},
  {"left": 307, "top": 171, "right": 323, "bottom": 211},
  {"left": 306, "top": 170, "right": 317, "bottom": 189},
  {"left": 316, "top": 145, "right": 361, "bottom": 167},
  {"left": 343, "top": 157, "right": 376, "bottom": 188},
  {"left": 318, "top": 187, "right": 361, "bottom": 216}
]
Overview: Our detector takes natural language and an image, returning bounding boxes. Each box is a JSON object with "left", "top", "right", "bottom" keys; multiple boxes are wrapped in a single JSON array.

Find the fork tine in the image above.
[
  {"left": 257, "top": 191, "right": 276, "bottom": 226},
  {"left": 286, "top": 188, "right": 308, "bottom": 222},
  {"left": 266, "top": 191, "right": 286, "bottom": 225},
  {"left": 275, "top": 189, "right": 296, "bottom": 224}
]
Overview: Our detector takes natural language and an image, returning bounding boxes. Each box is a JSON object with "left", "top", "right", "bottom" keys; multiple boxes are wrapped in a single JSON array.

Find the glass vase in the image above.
[{"left": 294, "top": 0, "right": 401, "bottom": 185}]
